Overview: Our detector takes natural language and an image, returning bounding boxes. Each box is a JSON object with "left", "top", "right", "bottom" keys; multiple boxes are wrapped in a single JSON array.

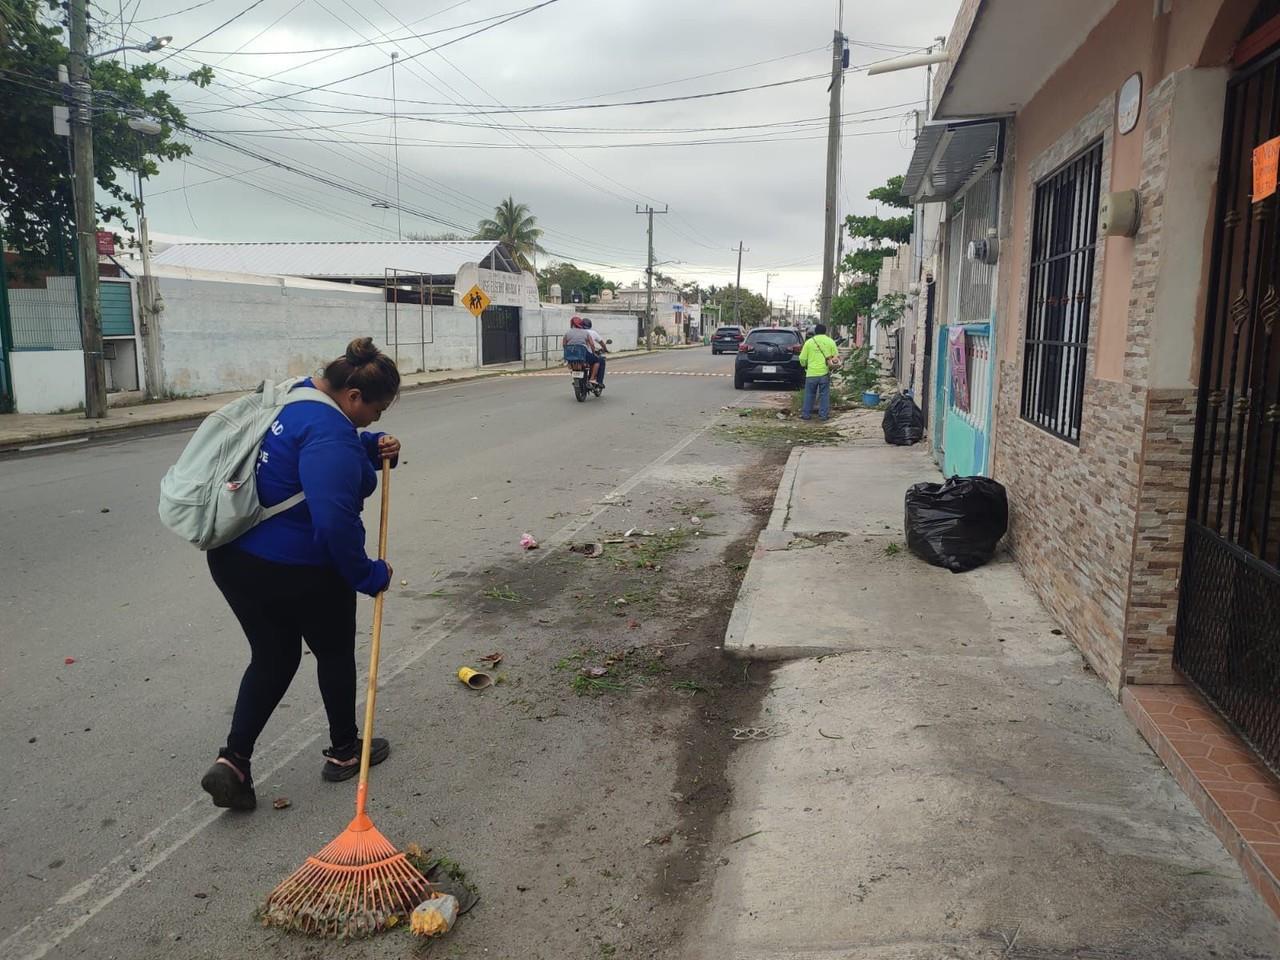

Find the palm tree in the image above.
[{"left": 476, "top": 196, "right": 545, "bottom": 270}]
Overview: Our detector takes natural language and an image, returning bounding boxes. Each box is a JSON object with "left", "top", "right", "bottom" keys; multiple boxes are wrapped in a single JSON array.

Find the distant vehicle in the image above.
[
  {"left": 711, "top": 325, "right": 746, "bottom": 354},
  {"left": 734, "top": 327, "right": 804, "bottom": 390}
]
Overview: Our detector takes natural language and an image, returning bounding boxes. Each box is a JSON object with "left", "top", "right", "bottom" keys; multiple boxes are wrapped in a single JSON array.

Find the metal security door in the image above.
[
  {"left": 481, "top": 305, "right": 521, "bottom": 365},
  {"left": 1175, "top": 46, "right": 1280, "bottom": 773}
]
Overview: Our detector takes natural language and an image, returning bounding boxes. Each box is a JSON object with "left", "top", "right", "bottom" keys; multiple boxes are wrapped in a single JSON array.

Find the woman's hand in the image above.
[{"left": 378, "top": 434, "right": 401, "bottom": 460}]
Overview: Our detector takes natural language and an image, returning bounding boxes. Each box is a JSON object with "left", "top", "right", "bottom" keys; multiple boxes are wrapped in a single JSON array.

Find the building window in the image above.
[{"left": 1020, "top": 141, "right": 1103, "bottom": 443}]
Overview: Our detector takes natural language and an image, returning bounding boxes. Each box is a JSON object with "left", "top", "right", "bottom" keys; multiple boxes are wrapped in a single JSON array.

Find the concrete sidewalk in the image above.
[
  {"left": 0, "top": 346, "right": 683, "bottom": 451},
  {"left": 693, "top": 414, "right": 1279, "bottom": 959}
]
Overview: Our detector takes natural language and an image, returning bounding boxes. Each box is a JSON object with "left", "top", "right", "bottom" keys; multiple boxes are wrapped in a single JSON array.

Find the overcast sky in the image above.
[{"left": 112, "top": 0, "right": 958, "bottom": 309}]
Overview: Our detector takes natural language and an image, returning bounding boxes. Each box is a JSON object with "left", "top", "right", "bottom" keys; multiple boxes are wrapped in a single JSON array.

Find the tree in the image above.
[
  {"left": 711, "top": 284, "right": 769, "bottom": 326},
  {"left": 405, "top": 230, "right": 473, "bottom": 241},
  {"left": 838, "top": 174, "right": 914, "bottom": 296},
  {"left": 0, "top": 0, "right": 212, "bottom": 270},
  {"left": 537, "top": 260, "right": 613, "bottom": 302},
  {"left": 476, "top": 196, "right": 545, "bottom": 269},
  {"left": 867, "top": 175, "right": 910, "bottom": 208}
]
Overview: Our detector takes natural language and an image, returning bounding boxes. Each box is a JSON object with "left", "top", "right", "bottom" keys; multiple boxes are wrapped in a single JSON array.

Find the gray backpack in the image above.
[{"left": 158, "top": 377, "right": 345, "bottom": 550}]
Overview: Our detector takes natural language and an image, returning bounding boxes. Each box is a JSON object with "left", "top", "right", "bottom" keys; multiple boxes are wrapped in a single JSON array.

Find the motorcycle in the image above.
[{"left": 564, "top": 340, "right": 611, "bottom": 402}]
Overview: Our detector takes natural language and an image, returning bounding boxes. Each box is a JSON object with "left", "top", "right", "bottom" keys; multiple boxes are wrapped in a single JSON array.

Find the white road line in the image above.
[{"left": 2, "top": 416, "right": 719, "bottom": 960}]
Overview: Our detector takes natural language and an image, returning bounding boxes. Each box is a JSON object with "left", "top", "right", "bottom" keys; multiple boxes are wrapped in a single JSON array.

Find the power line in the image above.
[
  {"left": 155, "top": 0, "right": 271, "bottom": 65},
  {"left": 186, "top": 0, "right": 561, "bottom": 114},
  {"left": 128, "top": 0, "right": 219, "bottom": 25}
]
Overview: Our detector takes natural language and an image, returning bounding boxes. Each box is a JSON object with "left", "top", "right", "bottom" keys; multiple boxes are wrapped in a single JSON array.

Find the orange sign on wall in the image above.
[{"left": 1253, "top": 136, "right": 1280, "bottom": 202}]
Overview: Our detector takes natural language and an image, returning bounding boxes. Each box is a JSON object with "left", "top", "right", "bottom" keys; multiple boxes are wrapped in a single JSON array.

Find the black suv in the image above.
[
  {"left": 711, "top": 325, "right": 745, "bottom": 354},
  {"left": 734, "top": 327, "right": 804, "bottom": 389}
]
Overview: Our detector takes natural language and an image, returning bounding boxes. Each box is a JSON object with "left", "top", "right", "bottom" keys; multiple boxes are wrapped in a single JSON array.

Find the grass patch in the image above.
[
  {"left": 672, "top": 679, "right": 709, "bottom": 694},
  {"left": 560, "top": 646, "right": 672, "bottom": 696},
  {"left": 482, "top": 585, "right": 527, "bottom": 603},
  {"left": 611, "top": 526, "right": 694, "bottom": 569},
  {"left": 716, "top": 420, "right": 841, "bottom": 448},
  {"left": 572, "top": 674, "right": 630, "bottom": 696},
  {"left": 884, "top": 542, "right": 902, "bottom": 557}
]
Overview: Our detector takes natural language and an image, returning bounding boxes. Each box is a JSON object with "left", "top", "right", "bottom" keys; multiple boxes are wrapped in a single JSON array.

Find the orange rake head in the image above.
[{"left": 260, "top": 812, "right": 430, "bottom": 939}]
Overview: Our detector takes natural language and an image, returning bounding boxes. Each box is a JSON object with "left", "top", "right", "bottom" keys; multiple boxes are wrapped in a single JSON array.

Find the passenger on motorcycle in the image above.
[
  {"left": 582, "top": 318, "right": 608, "bottom": 387},
  {"left": 563, "top": 316, "right": 602, "bottom": 386}
]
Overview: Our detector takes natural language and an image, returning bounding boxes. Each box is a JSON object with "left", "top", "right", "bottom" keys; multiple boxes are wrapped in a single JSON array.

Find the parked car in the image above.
[
  {"left": 734, "top": 327, "right": 804, "bottom": 390},
  {"left": 711, "top": 325, "right": 746, "bottom": 354}
]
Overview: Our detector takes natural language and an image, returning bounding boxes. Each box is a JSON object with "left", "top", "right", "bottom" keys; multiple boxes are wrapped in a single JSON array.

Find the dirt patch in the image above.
[{"left": 349, "top": 442, "right": 790, "bottom": 960}]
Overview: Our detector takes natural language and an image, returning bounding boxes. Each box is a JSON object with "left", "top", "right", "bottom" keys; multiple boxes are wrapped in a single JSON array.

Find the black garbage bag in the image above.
[
  {"left": 904, "top": 476, "right": 1008, "bottom": 573},
  {"left": 883, "top": 393, "right": 925, "bottom": 445}
]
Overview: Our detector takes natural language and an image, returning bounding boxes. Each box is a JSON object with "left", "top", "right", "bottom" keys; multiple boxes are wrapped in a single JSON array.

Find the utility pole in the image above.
[
  {"left": 765, "top": 272, "right": 778, "bottom": 321},
  {"left": 732, "top": 241, "right": 746, "bottom": 324},
  {"left": 635, "top": 204, "right": 668, "bottom": 349},
  {"left": 390, "top": 52, "right": 403, "bottom": 240},
  {"left": 819, "top": 28, "right": 845, "bottom": 327},
  {"left": 69, "top": 0, "right": 107, "bottom": 419}
]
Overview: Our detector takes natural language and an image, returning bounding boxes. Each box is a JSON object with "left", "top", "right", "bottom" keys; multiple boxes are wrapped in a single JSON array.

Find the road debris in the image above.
[
  {"left": 478, "top": 652, "right": 504, "bottom": 667},
  {"left": 520, "top": 533, "right": 539, "bottom": 550},
  {"left": 457, "top": 667, "right": 493, "bottom": 689},
  {"left": 410, "top": 894, "right": 459, "bottom": 938},
  {"left": 64, "top": 657, "right": 76, "bottom": 665},
  {"left": 272, "top": 797, "right": 291, "bottom": 810},
  {"left": 570, "top": 541, "right": 605, "bottom": 558}
]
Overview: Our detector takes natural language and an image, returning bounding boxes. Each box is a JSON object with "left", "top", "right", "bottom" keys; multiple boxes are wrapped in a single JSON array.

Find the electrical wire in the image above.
[{"left": 155, "top": 0, "right": 271, "bottom": 65}]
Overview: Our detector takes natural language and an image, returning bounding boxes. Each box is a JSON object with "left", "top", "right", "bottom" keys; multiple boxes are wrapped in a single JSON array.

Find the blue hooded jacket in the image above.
[{"left": 232, "top": 379, "right": 392, "bottom": 596}]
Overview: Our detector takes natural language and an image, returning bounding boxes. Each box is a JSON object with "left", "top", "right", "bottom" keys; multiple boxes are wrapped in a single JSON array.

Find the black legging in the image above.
[{"left": 208, "top": 546, "right": 358, "bottom": 759}]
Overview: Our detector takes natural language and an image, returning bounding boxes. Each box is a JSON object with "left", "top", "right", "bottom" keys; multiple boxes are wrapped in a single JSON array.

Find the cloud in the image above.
[{"left": 129, "top": 0, "right": 957, "bottom": 309}]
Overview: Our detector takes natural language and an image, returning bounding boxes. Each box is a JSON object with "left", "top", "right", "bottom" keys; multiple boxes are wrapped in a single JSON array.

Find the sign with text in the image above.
[
  {"left": 96, "top": 231, "right": 116, "bottom": 256},
  {"left": 1254, "top": 136, "right": 1280, "bottom": 202},
  {"left": 462, "top": 283, "right": 491, "bottom": 317}
]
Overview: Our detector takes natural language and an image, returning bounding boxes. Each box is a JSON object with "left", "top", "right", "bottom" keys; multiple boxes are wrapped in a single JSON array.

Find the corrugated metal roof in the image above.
[
  {"left": 151, "top": 240, "right": 506, "bottom": 279},
  {"left": 904, "top": 119, "right": 1004, "bottom": 203}
]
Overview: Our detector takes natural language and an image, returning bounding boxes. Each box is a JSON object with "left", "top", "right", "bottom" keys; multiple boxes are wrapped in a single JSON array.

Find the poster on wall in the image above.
[{"left": 948, "top": 326, "right": 969, "bottom": 413}]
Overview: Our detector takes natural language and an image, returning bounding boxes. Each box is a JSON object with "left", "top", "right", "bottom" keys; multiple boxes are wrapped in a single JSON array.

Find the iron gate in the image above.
[
  {"left": 481, "top": 305, "right": 521, "bottom": 365},
  {"left": 1175, "top": 47, "right": 1280, "bottom": 773}
]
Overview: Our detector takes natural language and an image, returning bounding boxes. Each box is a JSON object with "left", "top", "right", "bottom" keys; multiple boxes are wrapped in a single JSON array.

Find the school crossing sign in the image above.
[{"left": 462, "top": 284, "right": 491, "bottom": 317}]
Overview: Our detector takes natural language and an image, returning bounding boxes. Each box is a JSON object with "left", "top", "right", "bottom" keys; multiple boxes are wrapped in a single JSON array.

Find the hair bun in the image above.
[{"left": 345, "top": 337, "right": 379, "bottom": 365}]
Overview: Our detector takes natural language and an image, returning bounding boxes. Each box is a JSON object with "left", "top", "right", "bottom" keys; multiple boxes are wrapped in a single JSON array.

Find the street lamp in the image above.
[{"left": 91, "top": 36, "right": 172, "bottom": 59}]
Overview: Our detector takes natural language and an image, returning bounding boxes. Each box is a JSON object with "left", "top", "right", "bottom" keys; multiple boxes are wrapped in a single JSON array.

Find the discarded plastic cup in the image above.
[{"left": 457, "top": 667, "right": 493, "bottom": 690}]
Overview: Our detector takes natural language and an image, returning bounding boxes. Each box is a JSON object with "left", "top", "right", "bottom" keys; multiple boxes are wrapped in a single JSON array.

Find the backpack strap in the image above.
[
  {"left": 283, "top": 384, "right": 350, "bottom": 420},
  {"left": 258, "top": 383, "right": 348, "bottom": 521}
]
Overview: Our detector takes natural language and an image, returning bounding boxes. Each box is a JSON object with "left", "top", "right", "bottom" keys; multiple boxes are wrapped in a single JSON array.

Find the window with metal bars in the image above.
[{"left": 1020, "top": 141, "right": 1104, "bottom": 443}]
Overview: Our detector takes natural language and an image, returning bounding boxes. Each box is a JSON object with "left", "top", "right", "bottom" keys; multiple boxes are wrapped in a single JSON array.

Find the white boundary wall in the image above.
[{"left": 152, "top": 266, "right": 640, "bottom": 396}]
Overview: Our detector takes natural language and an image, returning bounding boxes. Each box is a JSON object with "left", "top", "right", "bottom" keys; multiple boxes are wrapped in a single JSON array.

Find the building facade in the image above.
[{"left": 910, "top": 0, "right": 1280, "bottom": 762}]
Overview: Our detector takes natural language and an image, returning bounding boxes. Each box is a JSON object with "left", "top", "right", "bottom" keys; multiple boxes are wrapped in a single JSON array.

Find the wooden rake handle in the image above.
[{"left": 353, "top": 457, "right": 392, "bottom": 822}]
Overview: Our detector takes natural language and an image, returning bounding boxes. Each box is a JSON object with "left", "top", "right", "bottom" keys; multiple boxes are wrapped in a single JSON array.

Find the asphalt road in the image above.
[{"left": 0, "top": 346, "right": 774, "bottom": 959}]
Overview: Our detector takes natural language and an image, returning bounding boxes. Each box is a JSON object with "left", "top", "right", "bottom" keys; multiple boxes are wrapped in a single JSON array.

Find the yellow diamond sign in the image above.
[{"left": 462, "top": 284, "right": 491, "bottom": 317}]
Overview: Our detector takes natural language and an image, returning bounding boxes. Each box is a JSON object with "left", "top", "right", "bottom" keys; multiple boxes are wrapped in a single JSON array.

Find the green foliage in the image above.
[
  {"left": 867, "top": 174, "right": 911, "bottom": 209},
  {"left": 476, "top": 196, "right": 545, "bottom": 268},
  {"left": 844, "top": 213, "right": 912, "bottom": 245},
  {"left": 713, "top": 284, "right": 770, "bottom": 325},
  {"left": 0, "top": 0, "right": 211, "bottom": 268},
  {"left": 538, "top": 260, "right": 614, "bottom": 301},
  {"left": 871, "top": 292, "right": 908, "bottom": 330},
  {"left": 833, "top": 346, "right": 884, "bottom": 397},
  {"left": 842, "top": 246, "right": 896, "bottom": 279}
]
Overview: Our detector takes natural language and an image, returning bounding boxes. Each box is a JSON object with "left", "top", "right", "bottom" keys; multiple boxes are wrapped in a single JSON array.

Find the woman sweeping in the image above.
[{"left": 201, "top": 338, "right": 402, "bottom": 811}]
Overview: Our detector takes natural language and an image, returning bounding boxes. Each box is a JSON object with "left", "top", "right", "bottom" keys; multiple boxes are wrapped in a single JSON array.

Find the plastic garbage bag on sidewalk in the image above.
[
  {"left": 904, "top": 476, "right": 1008, "bottom": 573},
  {"left": 882, "top": 393, "right": 925, "bottom": 446}
]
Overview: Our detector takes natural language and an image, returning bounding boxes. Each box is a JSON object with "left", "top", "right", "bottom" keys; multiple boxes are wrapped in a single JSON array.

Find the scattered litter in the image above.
[
  {"left": 272, "top": 797, "right": 291, "bottom": 810},
  {"left": 690, "top": 517, "right": 702, "bottom": 526},
  {"left": 732, "top": 726, "right": 785, "bottom": 741},
  {"left": 410, "top": 894, "right": 459, "bottom": 938},
  {"left": 400, "top": 579, "right": 409, "bottom": 586},
  {"left": 457, "top": 667, "right": 493, "bottom": 690},
  {"left": 818, "top": 729, "right": 844, "bottom": 740},
  {"left": 729, "top": 829, "right": 764, "bottom": 845},
  {"left": 644, "top": 833, "right": 673, "bottom": 846},
  {"left": 519, "top": 533, "right": 539, "bottom": 550},
  {"left": 470, "top": 496, "right": 478, "bottom": 500},
  {"left": 100, "top": 507, "right": 111, "bottom": 514},
  {"left": 613, "top": 597, "right": 628, "bottom": 606},
  {"left": 585, "top": 666, "right": 609, "bottom": 678},
  {"left": 64, "top": 657, "right": 76, "bottom": 665},
  {"left": 569, "top": 542, "right": 605, "bottom": 558},
  {"left": 478, "top": 652, "right": 504, "bottom": 667}
]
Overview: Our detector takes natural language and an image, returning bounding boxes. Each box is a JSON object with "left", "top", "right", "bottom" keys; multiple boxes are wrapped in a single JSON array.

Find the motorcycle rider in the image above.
[
  {"left": 582, "top": 318, "right": 608, "bottom": 388},
  {"left": 563, "top": 316, "right": 601, "bottom": 386}
]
